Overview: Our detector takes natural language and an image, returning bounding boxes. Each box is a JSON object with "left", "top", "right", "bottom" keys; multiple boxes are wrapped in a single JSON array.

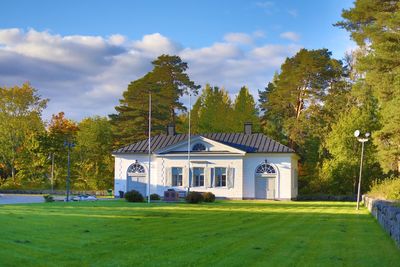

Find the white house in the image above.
[{"left": 113, "top": 123, "right": 298, "bottom": 200}]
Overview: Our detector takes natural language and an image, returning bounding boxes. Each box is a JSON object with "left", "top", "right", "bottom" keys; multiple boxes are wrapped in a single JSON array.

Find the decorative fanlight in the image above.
[
  {"left": 256, "top": 162, "right": 276, "bottom": 174},
  {"left": 127, "top": 161, "right": 145, "bottom": 174},
  {"left": 192, "top": 143, "right": 206, "bottom": 151}
]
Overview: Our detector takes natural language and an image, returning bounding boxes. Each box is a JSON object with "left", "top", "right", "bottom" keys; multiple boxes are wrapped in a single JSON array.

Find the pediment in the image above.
[{"left": 155, "top": 135, "right": 246, "bottom": 155}]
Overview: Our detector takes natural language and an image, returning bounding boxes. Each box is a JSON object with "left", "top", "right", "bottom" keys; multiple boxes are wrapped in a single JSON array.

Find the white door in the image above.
[
  {"left": 255, "top": 177, "right": 275, "bottom": 199},
  {"left": 127, "top": 175, "right": 147, "bottom": 196}
]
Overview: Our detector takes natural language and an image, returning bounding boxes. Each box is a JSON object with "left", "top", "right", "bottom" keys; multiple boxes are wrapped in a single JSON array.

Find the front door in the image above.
[
  {"left": 255, "top": 177, "right": 275, "bottom": 199},
  {"left": 127, "top": 175, "right": 147, "bottom": 196}
]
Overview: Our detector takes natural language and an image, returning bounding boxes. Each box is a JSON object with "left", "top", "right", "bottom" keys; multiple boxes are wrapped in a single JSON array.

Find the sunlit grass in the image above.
[{"left": 0, "top": 200, "right": 398, "bottom": 266}]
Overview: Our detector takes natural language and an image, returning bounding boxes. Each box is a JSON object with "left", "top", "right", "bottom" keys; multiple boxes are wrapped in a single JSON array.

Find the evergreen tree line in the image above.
[{"left": 0, "top": 0, "right": 398, "bottom": 194}]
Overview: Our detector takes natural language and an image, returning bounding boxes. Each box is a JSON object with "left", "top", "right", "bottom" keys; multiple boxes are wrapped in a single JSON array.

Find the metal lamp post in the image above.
[
  {"left": 64, "top": 141, "right": 75, "bottom": 202},
  {"left": 354, "top": 130, "right": 370, "bottom": 210},
  {"left": 187, "top": 93, "right": 191, "bottom": 194},
  {"left": 148, "top": 91, "right": 151, "bottom": 203}
]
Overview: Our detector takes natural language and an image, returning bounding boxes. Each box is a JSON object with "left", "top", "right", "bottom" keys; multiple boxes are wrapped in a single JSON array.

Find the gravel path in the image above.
[{"left": 0, "top": 194, "right": 44, "bottom": 205}]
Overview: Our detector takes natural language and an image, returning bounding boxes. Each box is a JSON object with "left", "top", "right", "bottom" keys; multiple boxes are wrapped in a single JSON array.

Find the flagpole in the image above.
[
  {"left": 148, "top": 91, "right": 151, "bottom": 203},
  {"left": 187, "top": 93, "right": 191, "bottom": 193}
]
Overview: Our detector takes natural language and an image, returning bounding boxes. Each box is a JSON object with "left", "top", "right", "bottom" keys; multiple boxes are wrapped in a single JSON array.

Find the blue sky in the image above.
[{"left": 0, "top": 0, "right": 355, "bottom": 121}]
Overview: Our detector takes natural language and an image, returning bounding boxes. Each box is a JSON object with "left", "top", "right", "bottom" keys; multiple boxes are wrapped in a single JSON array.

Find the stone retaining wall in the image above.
[{"left": 363, "top": 195, "right": 400, "bottom": 247}]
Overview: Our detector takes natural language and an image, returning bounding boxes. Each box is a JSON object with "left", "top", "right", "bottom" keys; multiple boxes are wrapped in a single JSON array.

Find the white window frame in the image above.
[
  {"left": 171, "top": 167, "right": 183, "bottom": 187},
  {"left": 193, "top": 167, "right": 205, "bottom": 187},
  {"left": 214, "top": 167, "right": 227, "bottom": 187}
]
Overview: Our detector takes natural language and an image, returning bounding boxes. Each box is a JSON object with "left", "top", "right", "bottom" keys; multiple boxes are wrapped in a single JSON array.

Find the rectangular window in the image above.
[
  {"left": 193, "top": 167, "right": 204, "bottom": 187},
  {"left": 172, "top": 167, "right": 183, "bottom": 186},
  {"left": 215, "top": 167, "right": 227, "bottom": 187}
]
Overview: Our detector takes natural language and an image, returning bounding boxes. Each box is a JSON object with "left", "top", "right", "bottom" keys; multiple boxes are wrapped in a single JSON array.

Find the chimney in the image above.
[
  {"left": 244, "top": 122, "right": 252, "bottom": 134},
  {"left": 167, "top": 124, "right": 175, "bottom": 136}
]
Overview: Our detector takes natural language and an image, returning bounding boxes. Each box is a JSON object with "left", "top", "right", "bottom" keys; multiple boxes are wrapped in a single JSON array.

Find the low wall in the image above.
[{"left": 363, "top": 195, "right": 400, "bottom": 247}]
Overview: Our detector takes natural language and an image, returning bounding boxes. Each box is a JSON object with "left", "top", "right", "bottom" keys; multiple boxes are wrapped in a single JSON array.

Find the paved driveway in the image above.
[{"left": 0, "top": 194, "right": 44, "bottom": 204}]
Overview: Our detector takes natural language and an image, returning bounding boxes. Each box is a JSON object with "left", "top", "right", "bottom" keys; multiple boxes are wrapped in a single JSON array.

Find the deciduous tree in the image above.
[
  {"left": 0, "top": 83, "right": 47, "bottom": 184},
  {"left": 74, "top": 116, "right": 114, "bottom": 190}
]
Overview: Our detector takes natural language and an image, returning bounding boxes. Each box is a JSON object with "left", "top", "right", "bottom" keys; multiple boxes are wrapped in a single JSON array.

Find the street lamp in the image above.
[
  {"left": 64, "top": 141, "right": 75, "bottom": 202},
  {"left": 354, "top": 130, "right": 370, "bottom": 210}
]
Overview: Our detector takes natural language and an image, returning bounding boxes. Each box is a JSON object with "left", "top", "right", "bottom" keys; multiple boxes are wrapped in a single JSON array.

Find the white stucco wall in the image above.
[
  {"left": 114, "top": 154, "right": 158, "bottom": 197},
  {"left": 114, "top": 152, "right": 298, "bottom": 200},
  {"left": 242, "top": 153, "right": 296, "bottom": 200},
  {"left": 114, "top": 154, "right": 244, "bottom": 199}
]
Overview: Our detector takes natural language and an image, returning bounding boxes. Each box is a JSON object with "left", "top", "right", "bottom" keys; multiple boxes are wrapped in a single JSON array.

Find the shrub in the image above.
[
  {"left": 150, "top": 193, "right": 161, "bottom": 201},
  {"left": 124, "top": 190, "right": 144, "bottom": 202},
  {"left": 43, "top": 194, "right": 54, "bottom": 202},
  {"left": 202, "top": 192, "right": 216, "bottom": 202},
  {"left": 368, "top": 177, "right": 400, "bottom": 200},
  {"left": 185, "top": 191, "right": 204, "bottom": 204}
]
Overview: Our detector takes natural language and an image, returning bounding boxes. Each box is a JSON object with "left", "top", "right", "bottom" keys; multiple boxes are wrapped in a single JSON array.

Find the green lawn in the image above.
[{"left": 0, "top": 200, "right": 399, "bottom": 267}]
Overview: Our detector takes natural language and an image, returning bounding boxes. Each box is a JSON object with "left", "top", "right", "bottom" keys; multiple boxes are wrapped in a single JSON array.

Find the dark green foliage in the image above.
[
  {"left": 124, "top": 190, "right": 144, "bottom": 202},
  {"left": 110, "top": 55, "right": 199, "bottom": 147},
  {"left": 259, "top": 49, "right": 348, "bottom": 194},
  {"left": 190, "top": 84, "right": 234, "bottom": 134},
  {"left": 232, "top": 86, "right": 260, "bottom": 132},
  {"left": 185, "top": 191, "right": 204, "bottom": 203},
  {"left": 202, "top": 192, "right": 215, "bottom": 202},
  {"left": 150, "top": 193, "right": 161, "bottom": 201},
  {"left": 74, "top": 116, "right": 114, "bottom": 190},
  {"left": 189, "top": 84, "right": 260, "bottom": 134},
  {"left": 259, "top": 48, "right": 345, "bottom": 149},
  {"left": 321, "top": 84, "right": 383, "bottom": 194},
  {"left": 337, "top": 0, "right": 400, "bottom": 174}
]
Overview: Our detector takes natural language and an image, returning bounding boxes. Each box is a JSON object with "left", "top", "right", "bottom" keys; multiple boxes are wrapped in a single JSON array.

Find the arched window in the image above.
[
  {"left": 127, "top": 161, "right": 145, "bottom": 174},
  {"left": 192, "top": 143, "right": 206, "bottom": 151},
  {"left": 256, "top": 162, "right": 276, "bottom": 175}
]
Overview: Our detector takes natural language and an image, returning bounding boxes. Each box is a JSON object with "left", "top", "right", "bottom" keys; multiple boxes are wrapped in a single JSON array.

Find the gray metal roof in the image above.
[{"left": 113, "top": 133, "right": 294, "bottom": 154}]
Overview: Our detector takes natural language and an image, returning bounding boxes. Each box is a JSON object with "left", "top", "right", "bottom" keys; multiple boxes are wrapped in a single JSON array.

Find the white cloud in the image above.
[
  {"left": 133, "top": 33, "right": 180, "bottom": 57},
  {"left": 0, "top": 28, "right": 300, "bottom": 121},
  {"left": 280, "top": 31, "right": 300, "bottom": 42},
  {"left": 108, "top": 34, "right": 126, "bottom": 45},
  {"left": 224, "top": 32, "right": 254, "bottom": 45}
]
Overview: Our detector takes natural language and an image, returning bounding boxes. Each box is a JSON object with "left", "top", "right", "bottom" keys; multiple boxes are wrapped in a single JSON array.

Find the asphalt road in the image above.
[{"left": 0, "top": 194, "right": 44, "bottom": 205}]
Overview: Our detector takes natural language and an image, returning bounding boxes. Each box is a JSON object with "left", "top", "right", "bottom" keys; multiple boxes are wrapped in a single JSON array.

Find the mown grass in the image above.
[{"left": 0, "top": 200, "right": 399, "bottom": 266}]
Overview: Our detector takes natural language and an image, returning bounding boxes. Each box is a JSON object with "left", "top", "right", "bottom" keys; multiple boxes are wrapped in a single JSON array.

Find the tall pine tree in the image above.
[
  {"left": 337, "top": 0, "right": 400, "bottom": 174},
  {"left": 232, "top": 86, "right": 259, "bottom": 132},
  {"left": 259, "top": 49, "right": 347, "bottom": 193},
  {"left": 191, "top": 84, "right": 235, "bottom": 133},
  {"left": 110, "top": 55, "right": 199, "bottom": 147}
]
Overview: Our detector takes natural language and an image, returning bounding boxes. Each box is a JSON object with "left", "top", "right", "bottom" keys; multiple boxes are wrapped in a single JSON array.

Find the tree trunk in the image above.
[{"left": 11, "top": 165, "right": 15, "bottom": 184}]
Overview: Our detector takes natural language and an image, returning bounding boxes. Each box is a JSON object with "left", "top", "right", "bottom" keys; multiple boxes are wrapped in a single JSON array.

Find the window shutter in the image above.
[
  {"left": 205, "top": 167, "right": 212, "bottom": 188},
  {"left": 182, "top": 166, "right": 189, "bottom": 187},
  {"left": 166, "top": 167, "right": 172, "bottom": 186},
  {"left": 227, "top": 167, "right": 235, "bottom": 189},
  {"left": 211, "top": 168, "right": 215, "bottom": 188}
]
